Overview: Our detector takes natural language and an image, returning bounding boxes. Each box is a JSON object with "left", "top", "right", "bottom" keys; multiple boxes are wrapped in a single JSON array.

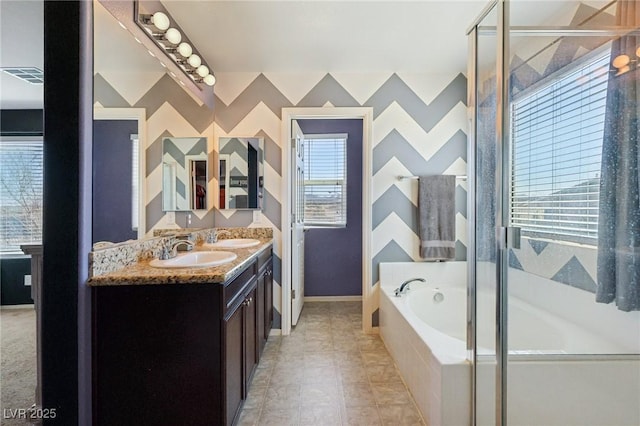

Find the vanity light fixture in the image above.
[
  {"left": 203, "top": 74, "right": 216, "bottom": 86},
  {"left": 188, "top": 54, "right": 202, "bottom": 69},
  {"left": 197, "top": 65, "right": 209, "bottom": 78},
  {"left": 137, "top": 5, "right": 215, "bottom": 87},
  {"left": 611, "top": 44, "right": 640, "bottom": 77},
  {"left": 177, "top": 42, "right": 192, "bottom": 58},
  {"left": 164, "top": 28, "right": 182, "bottom": 45},
  {"left": 141, "top": 11, "right": 170, "bottom": 31}
]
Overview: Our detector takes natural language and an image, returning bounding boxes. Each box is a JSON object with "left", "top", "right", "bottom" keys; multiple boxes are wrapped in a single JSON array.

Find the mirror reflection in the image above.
[
  {"left": 218, "top": 137, "right": 264, "bottom": 210},
  {"left": 162, "top": 137, "right": 208, "bottom": 211}
]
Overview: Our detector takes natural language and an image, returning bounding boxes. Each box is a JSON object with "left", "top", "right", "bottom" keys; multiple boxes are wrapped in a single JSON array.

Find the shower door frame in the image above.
[{"left": 467, "top": 1, "right": 511, "bottom": 425}]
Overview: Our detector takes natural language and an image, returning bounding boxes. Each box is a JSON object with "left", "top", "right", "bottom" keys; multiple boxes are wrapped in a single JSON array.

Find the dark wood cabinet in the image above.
[
  {"left": 224, "top": 299, "right": 244, "bottom": 426},
  {"left": 257, "top": 258, "right": 273, "bottom": 355},
  {"left": 257, "top": 270, "right": 266, "bottom": 356},
  {"left": 92, "top": 249, "right": 272, "bottom": 426},
  {"left": 264, "top": 260, "right": 273, "bottom": 343},
  {"left": 243, "top": 286, "right": 258, "bottom": 394}
]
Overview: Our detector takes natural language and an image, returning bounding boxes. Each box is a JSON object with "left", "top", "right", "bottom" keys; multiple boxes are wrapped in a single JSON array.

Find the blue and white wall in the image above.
[
  {"left": 211, "top": 72, "right": 468, "bottom": 328},
  {"left": 94, "top": 72, "right": 216, "bottom": 234}
]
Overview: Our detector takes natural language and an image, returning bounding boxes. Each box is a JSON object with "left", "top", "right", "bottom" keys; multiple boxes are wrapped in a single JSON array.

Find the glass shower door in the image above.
[
  {"left": 469, "top": 3, "right": 500, "bottom": 425},
  {"left": 471, "top": 1, "right": 640, "bottom": 425},
  {"left": 505, "top": 1, "right": 640, "bottom": 425}
]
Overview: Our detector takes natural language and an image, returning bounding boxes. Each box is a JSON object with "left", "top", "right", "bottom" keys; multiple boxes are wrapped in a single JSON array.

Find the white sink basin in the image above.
[
  {"left": 202, "top": 238, "right": 261, "bottom": 249},
  {"left": 149, "top": 251, "right": 237, "bottom": 269}
]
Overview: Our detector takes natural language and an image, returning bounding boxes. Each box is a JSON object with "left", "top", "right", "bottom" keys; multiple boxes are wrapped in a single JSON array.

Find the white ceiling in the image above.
[
  {"left": 0, "top": 0, "right": 43, "bottom": 109},
  {"left": 163, "top": 1, "right": 490, "bottom": 73},
  {"left": 0, "top": 0, "right": 614, "bottom": 109}
]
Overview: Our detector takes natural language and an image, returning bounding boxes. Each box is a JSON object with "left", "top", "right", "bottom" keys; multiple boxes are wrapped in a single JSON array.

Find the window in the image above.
[
  {"left": 303, "top": 134, "right": 347, "bottom": 227},
  {"left": 0, "top": 139, "right": 43, "bottom": 252},
  {"left": 510, "top": 51, "right": 609, "bottom": 244}
]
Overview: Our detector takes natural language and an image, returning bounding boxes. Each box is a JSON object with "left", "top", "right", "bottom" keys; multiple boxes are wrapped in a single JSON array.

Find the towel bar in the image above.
[{"left": 397, "top": 175, "right": 467, "bottom": 181}]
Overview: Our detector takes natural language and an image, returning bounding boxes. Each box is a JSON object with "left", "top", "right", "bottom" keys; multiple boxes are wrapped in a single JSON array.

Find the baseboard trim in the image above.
[
  {"left": 1, "top": 304, "right": 35, "bottom": 310},
  {"left": 269, "top": 329, "right": 282, "bottom": 336},
  {"left": 304, "top": 296, "right": 362, "bottom": 302}
]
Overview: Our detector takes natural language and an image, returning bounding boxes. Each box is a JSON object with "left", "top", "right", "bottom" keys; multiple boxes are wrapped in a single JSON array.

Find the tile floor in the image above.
[{"left": 237, "top": 302, "right": 426, "bottom": 426}]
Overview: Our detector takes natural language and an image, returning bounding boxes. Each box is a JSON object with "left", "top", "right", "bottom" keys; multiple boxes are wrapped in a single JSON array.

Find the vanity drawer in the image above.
[{"left": 224, "top": 260, "right": 257, "bottom": 311}]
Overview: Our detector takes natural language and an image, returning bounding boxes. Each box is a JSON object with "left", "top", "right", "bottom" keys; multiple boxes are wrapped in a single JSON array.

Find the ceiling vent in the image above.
[{"left": 1, "top": 67, "right": 44, "bottom": 85}]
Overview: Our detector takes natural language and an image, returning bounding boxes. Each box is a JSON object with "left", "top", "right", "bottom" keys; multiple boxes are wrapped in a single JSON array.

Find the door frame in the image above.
[
  {"left": 280, "top": 107, "right": 374, "bottom": 335},
  {"left": 93, "top": 107, "right": 147, "bottom": 238}
]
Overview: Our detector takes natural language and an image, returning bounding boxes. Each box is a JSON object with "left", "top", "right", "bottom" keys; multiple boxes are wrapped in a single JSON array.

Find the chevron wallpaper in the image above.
[
  {"left": 94, "top": 69, "right": 468, "bottom": 329},
  {"left": 94, "top": 72, "right": 216, "bottom": 234},
  {"left": 211, "top": 72, "right": 469, "bottom": 328}
]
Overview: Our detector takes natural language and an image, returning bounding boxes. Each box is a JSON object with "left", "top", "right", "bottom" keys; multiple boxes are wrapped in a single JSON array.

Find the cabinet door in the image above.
[
  {"left": 224, "top": 304, "right": 243, "bottom": 426},
  {"left": 244, "top": 286, "right": 258, "bottom": 394},
  {"left": 264, "top": 261, "right": 273, "bottom": 338},
  {"left": 256, "top": 272, "right": 266, "bottom": 356}
]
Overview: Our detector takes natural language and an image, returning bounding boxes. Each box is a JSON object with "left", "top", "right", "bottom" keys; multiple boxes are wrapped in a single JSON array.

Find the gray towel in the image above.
[{"left": 418, "top": 175, "right": 456, "bottom": 261}]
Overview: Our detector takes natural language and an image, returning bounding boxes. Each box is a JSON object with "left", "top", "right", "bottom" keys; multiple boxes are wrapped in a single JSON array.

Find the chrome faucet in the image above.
[
  {"left": 160, "top": 239, "right": 195, "bottom": 260},
  {"left": 394, "top": 278, "right": 426, "bottom": 297},
  {"left": 207, "top": 229, "right": 231, "bottom": 243}
]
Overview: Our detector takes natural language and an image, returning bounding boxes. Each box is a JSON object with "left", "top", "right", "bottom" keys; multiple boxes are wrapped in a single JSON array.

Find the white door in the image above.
[{"left": 291, "top": 120, "right": 305, "bottom": 325}]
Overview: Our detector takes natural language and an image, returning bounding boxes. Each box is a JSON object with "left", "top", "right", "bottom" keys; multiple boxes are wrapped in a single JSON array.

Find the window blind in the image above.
[
  {"left": 510, "top": 52, "right": 609, "bottom": 244},
  {"left": 0, "top": 139, "right": 44, "bottom": 252},
  {"left": 303, "top": 135, "right": 347, "bottom": 226}
]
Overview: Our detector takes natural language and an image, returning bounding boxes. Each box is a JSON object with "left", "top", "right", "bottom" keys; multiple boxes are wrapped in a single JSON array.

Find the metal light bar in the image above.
[
  {"left": 97, "top": 0, "right": 214, "bottom": 108},
  {"left": 134, "top": 0, "right": 215, "bottom": 86}
]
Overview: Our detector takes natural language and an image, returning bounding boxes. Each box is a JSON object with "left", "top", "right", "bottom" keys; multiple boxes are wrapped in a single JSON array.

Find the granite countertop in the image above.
[{"left": 87, "top": 239, "right": 273, "bottom": 287}]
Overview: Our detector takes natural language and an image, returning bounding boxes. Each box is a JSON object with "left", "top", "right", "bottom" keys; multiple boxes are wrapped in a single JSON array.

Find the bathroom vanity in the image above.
[{"left": 89, "top": 238, "right": 273, "bottom": 426}]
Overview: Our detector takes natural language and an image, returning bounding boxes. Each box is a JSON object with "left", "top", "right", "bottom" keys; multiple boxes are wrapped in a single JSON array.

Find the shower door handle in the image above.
[
  {"left": 497, "top": 226, "right": 521, "bottom": 250},
  {"left": 508, "top": 227, "right": 521, "bottom": 249}
]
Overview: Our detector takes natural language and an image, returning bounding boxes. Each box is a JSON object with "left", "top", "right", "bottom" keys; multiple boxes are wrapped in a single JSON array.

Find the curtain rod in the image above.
[{"left": 397, "top": 175, "right": 467, "bottom": 181}]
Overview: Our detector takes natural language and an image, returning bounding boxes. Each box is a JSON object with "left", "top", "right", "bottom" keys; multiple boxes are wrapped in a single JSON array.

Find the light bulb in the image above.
[
  {"left": 197, "top": 65, "right": 209, "bottom": 77},
  {"left": 177, "top": 42, "right": 192, "bottom": 58},
  {"left": 188, "top": 54, "right": 201, "bottom": 68},
  {"left": 616, "top": 66, "right": 631, "bottom": 76},
  {"left": 203, "top": 74, "right": 216, "bottom": 86},
  {"left": 165, "top": 28, "right": 181, "bottom": 45},
  {"left": 151, "top": 12, "right": 170, "bottom": 31},
  {"left": 612, "top": 54, "right": 630, "bottom": 69}
]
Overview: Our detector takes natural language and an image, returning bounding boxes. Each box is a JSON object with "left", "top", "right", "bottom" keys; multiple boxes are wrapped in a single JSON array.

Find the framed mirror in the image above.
[
  {"left": 218, "top": 137, "right": 264, "bottom": 210},
  {"left": 162, "top": 137, "right": 208, "bottom": 211}
]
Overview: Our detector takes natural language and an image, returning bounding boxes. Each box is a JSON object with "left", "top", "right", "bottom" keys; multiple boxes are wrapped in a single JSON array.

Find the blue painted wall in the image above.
[
  {"left": 298, "top": 119, "right": 363, "bottom": 296},
  {"left": 93, "top": 119, "right": 138, "bottom": 243}
]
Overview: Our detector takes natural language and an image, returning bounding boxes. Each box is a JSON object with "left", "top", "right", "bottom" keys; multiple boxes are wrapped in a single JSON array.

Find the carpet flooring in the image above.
[{"left": 1, "top": 307, "right": 36, "bottom": 425}]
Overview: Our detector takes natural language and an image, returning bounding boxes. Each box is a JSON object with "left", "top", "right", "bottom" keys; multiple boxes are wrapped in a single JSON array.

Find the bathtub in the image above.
[{"left": 379, "top": 261, "right": 640, "bottom": 426}]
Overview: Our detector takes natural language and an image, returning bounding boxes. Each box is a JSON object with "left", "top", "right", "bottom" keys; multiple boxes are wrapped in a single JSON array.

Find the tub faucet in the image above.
[{"left": 394, "top": 278, "right": 426, "bottom": 297}]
